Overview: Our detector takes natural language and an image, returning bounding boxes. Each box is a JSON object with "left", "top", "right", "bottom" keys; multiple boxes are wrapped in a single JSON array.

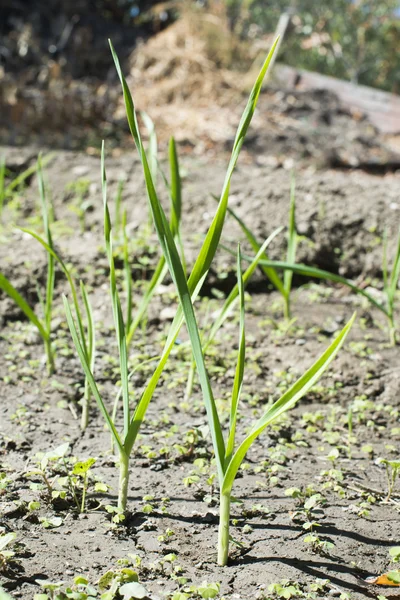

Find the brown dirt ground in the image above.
[{"left": 1, "top": 109, "right": 400, "bottom": 600}]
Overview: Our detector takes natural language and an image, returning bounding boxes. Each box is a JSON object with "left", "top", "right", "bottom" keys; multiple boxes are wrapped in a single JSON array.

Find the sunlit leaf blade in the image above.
[
  {"left": 0, "top": 272, "right": 47, "bottom": 340},
  {"left": 141, "top": 111, "right": 158, "bottom": 185},
  {"left": 37, "top": 155, "right": 55, "bottom": 334},
  {"left": 101, "top": 142, "right": 130, "bottom": 437},
  {"left": 169, "top": 136, "right": 186, "bottom": 272},
  {"left": 133, "top": 126, "right": 227, "bottom": 476},
  {"left": 126, "top": 138, "right": 182, "bottom": 347},
  {"left": 122, "top": 209, "right": 133, "bottom": 332},
  {"left": 222, "top": 312, "right": 356, "bottom": 493},
  {"left": 63, "top": 295, "right": 123, "bottom": 453},
  {"left": 225, "top": 247, "right": 245, "bottom": 466},
  {"left": 235, "top": 254, "right": 390, "bottom": 318},
  {"left": 169, "top": 138, "right": 181, "bottom": 233}
]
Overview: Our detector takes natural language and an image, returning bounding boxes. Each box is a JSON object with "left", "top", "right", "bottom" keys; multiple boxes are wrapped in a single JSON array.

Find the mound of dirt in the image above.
[
  {"left": 248, "top": 87, "right": 400, "bottom": 171},
  {"left": 1, "top": 2, "right": 400, "bottom": 173}
]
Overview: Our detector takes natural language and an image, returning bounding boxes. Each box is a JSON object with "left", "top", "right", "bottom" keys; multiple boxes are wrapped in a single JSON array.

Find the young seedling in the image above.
[
  {"left": 70, "top": 458, "right": 96, "bottom": 514},
  {"left": 21, "top": 228, "right": 95, "bottom": 430},
  {"left": 141, "top": 110, "right": 158, "bottom": 188},
  {"left": 63, "top": 36, "right": 281, "bottom": 513},
  {"left": 0, "top": 156, "right": 56, "bottom": 373},
  {"left": 109, "top": 42, "right": 356, "bottom": 566},
  {"left": 0, "top": 532, "right": 16, "bottom": 570},
  {"left": 377, "top": 458, "right": 400, "bottom": 501},
  {"left": 25, "top": 443, "right": 70, "bottom": 500}
]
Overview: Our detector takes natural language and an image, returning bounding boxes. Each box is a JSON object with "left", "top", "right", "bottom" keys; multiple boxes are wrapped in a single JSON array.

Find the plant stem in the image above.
[
  {"left": 185, "top": 360, "right": 196, "bottom": 400},
  {"left": 118, "top": 451, "right": 130, "bottom": 512},
  {"left": 81, "top": 379, "right": 90, "bottom": 430},
  {"left": 45, "top": 337, "right": 55, "bottom": 375},
  {"left": 389, "top": 316, "right": 396, "bottom": 346},
  {"left": 81, "top": 472, "right": 87, "bottom": 513},
  {"left": 283, "top": 293, "right": 291, "bottom": 321},
  {"left": 218, "top": 492, "right": 231, "bottom": 566},
  {"left": 63, "top": 458, "right": 80, "bottom": 511},
  {"left": 386, "top": 463, "right": 393, "bottom": 502},
  {"left": 42, "top": 472, "right": 53, "bottom": 498}
]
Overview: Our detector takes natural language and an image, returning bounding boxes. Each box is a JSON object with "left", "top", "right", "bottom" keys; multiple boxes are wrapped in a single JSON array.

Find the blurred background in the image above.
[{"left": 1, "top": 0, "right": 399, "bottom": 157}]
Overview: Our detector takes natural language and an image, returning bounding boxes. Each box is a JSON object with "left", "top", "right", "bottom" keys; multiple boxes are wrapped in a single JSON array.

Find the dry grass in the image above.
[{"left": 113, "top": 4, "right": 267, "bottom": 148}]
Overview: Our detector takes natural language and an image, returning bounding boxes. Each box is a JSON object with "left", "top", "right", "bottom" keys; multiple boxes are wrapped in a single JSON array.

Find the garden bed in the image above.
[{"left": 0, "top": 140, "right": 400, "bottom": 599}]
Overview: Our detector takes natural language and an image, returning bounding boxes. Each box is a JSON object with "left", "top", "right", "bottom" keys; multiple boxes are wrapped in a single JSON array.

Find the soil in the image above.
[{"left": 0, "top": 134, "right": 400, "bottom": 600}]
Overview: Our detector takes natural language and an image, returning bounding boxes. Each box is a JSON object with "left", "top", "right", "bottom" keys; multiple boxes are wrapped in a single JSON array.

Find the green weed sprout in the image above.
[
  {"left": 378, "top": 458, "right": 400, "bottom": 501},
  {"left": 226, "top": 206, "right": 400, "bottom": 344},
  {"left": 0, "top": 157, "right": 56, "bottom": 373},
  {"left": 0, "top": 532, "right": 16, "bottom": 569},
  {"left": 21, "top": 181, "right": 95, "bottom": 428},
  {"left": 110, "top": 35, "right": 355, "bottom": 564},
  {"left": 226, "top": 174, "right": 297, "bottom": 320}
]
